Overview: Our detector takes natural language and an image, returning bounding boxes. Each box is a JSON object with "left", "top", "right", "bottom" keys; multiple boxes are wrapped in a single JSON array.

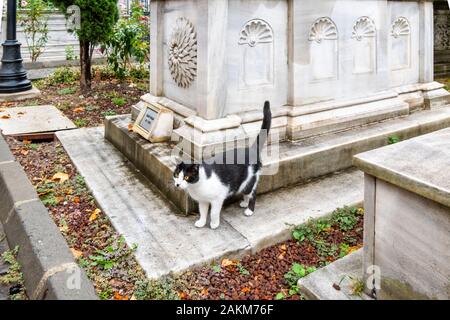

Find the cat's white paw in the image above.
[
  {"left": 239, "top": 200, "right": 248, "bottom": 208},
  {"left": 210, "top": 220, "right": 220, "bottom": 229},
  {"left": 244, "top": 208, "right": 254, "bottom": 216},
  {"left": 195, "top": 219, "right": 207, "bottom": 228}
]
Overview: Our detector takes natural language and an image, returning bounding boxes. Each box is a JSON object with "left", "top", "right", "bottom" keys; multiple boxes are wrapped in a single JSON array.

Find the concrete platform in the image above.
[
  {"left": 56, "top": 127, "right": 363, "bottom": 278},
  {"left": 298, "top": 249, "right": 373, "bottom": 300},
  {"left": 0, "top": 88, "right": 41, "bottom": 102},
  {"left": 105, "top": 105, "right": 450, "bottom": 213},
  {"left": 0, "top": 105, "right": 76, "bottom": 136}
]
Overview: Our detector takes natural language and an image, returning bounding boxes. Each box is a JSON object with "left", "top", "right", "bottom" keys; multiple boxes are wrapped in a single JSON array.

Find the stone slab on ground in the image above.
[
  {"left": 222, "top": 170, "right": 363, "bottom": 253},
  {"left": 57, "top": 127, "right": 364, "bottom": 278},
  {"left": 56, "top": 128, "right": 250, "bottom": 278},
  {"left": 0, "top": 105, "right": 76, "bottom": 136},
  {"left": 297, "top": 249, "right": 373, "bottom": 300}
]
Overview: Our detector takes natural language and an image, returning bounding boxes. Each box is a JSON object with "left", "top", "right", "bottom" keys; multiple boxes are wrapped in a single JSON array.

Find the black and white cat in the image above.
[{"left": 173, "top": 101, "right": 271, "bottom": 229}]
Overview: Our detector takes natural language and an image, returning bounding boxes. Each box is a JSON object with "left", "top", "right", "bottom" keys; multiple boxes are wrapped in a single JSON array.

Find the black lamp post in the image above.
[{"left": 0, "top": 0, "right": 32, "bottom": 93}]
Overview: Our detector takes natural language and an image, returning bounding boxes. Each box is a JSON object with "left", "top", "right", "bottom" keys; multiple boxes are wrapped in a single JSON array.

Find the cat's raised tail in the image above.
[{"left": 253, "top": 101, "right": 272, "bottom": 152}]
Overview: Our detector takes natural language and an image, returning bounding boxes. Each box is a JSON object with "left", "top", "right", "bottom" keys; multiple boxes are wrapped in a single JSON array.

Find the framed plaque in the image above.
[{"left": 133, "top": 102, "right": 174, "bottom": 142}]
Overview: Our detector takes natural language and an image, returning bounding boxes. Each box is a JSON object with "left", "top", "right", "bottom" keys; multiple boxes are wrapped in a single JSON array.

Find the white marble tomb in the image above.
[{"left": 140, "top": 0, "right": 450, "bottom": 158}]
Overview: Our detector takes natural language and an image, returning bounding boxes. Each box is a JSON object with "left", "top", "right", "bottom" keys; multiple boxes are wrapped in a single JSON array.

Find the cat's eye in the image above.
[{"left": 184, "top": 176, "right": 189, "bottom": 181}]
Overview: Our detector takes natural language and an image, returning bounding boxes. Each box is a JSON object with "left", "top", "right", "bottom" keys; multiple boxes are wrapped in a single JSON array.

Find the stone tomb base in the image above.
[{"left": 105, "top": 103, "right": 450, "bottom": 214}]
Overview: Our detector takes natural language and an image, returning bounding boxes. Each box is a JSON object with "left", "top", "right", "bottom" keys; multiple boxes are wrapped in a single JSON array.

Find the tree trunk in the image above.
[{"left": 79, "top": 40, "right": 92, "bottom": 92}]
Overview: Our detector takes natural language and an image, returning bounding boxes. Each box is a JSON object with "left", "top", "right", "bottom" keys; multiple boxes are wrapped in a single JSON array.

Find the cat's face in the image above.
[{"left": 173, "top": 163, "right": 200, "bottom": 189}]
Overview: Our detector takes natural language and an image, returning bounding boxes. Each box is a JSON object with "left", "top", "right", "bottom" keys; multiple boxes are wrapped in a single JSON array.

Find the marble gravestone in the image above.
[
  {"left": 134, "top": 0, "right": 450, "bottom": 159},
  {"left": 354, "top": 128, "right": 450, "bottom": 300}
]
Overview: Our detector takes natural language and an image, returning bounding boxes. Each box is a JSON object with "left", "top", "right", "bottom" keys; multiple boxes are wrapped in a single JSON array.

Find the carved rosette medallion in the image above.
[{"left": 168, "top": 17, "right": 197, "bottom": 88}]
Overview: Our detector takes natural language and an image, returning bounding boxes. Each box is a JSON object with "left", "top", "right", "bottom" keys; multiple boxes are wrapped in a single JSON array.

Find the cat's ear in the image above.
[{"left": 187, "top": 164, "right": 200, "bottom": 175}]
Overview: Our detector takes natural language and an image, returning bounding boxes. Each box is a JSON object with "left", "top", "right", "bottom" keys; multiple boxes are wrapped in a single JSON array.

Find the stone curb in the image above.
[{"left": 0, "top": 132, "right": 97, "bottom": 300}]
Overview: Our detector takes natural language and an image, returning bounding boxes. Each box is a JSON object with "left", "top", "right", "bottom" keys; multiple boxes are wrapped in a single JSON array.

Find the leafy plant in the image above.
[
  {"left": 101, "top": 3, "right": 149, "bottom": 78},
  {"left": 89, "top": 247, "right": 115, "bottom": 270},
  {"left": 36, "top": 180, "right": 60, "bottom": 206},
  {"left": 18, "top": 0, "right": 49, "bottom": 62},
  {"left": 339, "top": 243, "right": 350, "bottom": 258},
  {"left": 98, "top": 284, "right": 114, "bottom": 300},
  {"left": 57, "top": 87, "right": 77, "bottom": 95},
  {"left": 333, "top": 207, "right": 359, "bottom": 232},
  {"left": 26, "top": 143, "right": 39, "bottom": 150},
  {"left": 85, "top": 105, "right": 99, "bottom": 112},
  {"left": 128, "top": 65, "right": 149, "bottom": 80},
  {"left": 88, "top": 236, "right": 137, "bottom": 271},
  {"left": 236, "top": 263, "right": 250, "bottom": 276},
  {"left": 282, "top": 263, "right": 316, "bottom": 297},
  {"left": 388, "top": 134, "right": 400, "bottom": 145},
  {"left": 46, "top": 67, "right": 80, "bottom": 85},
  {"left": 65, "top": 45, "right": 77, "bottom": 61},
  {"left": 0, "top": 246, "right": 26, "bottom": 300},
  {"left": 111, "top": 97, "right": 126, "bottom": 107},
  {"left": 336, "top": 275, "right": 365, "bottom": 296},
  {"left": 134, "top": 277, "right": 180, "bottom": 300},
  {"left": 292, "top": 220, "right": 315, "bottom": 242},
  {"left": 275, "top": 292, "right": 285, "bottom": 300},
  {"left": 102, "top": 110, "right": 117, "bottom": 117},
  {"left": 291, "top": 206, "right": 363, "bottom": 266},
  {"left": 211, "top": 265, "right": 222, "bottom": 273},
  {"left": 73, "top": 118, "right": 88, "bottom": 127}
]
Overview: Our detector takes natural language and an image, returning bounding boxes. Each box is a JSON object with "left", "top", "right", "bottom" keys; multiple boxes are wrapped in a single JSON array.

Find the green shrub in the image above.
[
  {"left": 129, "top": 65, "right": 149, "bottom": 80},
  {"left": 101, "top": 3, "right": 149, "bottom": 78},
  {"left": 46, "top": 67, "right": 80, "bottom": 85},
  {"left": 92, "top": 65, "right": 116, "bottom": 80}
]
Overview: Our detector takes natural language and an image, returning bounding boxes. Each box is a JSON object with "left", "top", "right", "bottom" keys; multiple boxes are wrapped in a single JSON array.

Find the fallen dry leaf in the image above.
[
  {"left": 73, "top": 196, "right": 80, "bottom": 203},
  {"left": 20, "top": 149, "right": 29, "bottom": 156},
  {"left": 22, "top": 139, "right": 31, "bottom": 145},
  {"left": 89, "top": 208, "right": 101, "bottom": 221},
  {"left": 1, "top": 114, "right": 11, "bottom": 119},
  {"left": 201, "top": 288, "right": 208, "bottom": 296},
  {"left": 127, "top": 123, "right": 134, "bottom": 131},
  {"left": 113, "top": 292, "right": 129, "bottom": 300},
  {"left": 241, "top": 287, "right": 250, "bottom": 294},
  {"left": 59, "top": 225, "right": 69, "bottom": 233},
  {"left": 70, "top": 248, "right": 83, "bottom": 259},
  {"left": 280, "top": 244, "right": 287, "bottom": 251},
  {"left": 178, "top": 291, "right": 187, "bottom": 299},
  {"left": 17, "top": 111, "right": 26, "bottom": 116},
  {"left": 51, "top": 172, "right": 69, "bottom": 184},
  {"left": 221, "top": 258, "right": 235, "bottom": 268},
  {"left": 348, "top": 244, "right": 363, "bottom": 255},
  {"left": 73, "top": 107, "right": 85, "bottom": 113}
]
